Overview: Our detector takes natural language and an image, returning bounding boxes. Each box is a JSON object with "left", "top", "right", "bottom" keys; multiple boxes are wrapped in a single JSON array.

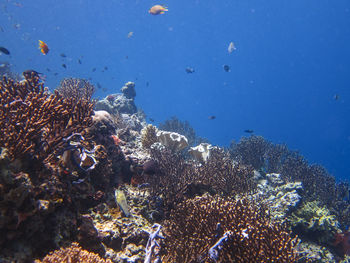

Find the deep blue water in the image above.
[{"left": 1, "top": 0, "right": 349, "bottom": 180}]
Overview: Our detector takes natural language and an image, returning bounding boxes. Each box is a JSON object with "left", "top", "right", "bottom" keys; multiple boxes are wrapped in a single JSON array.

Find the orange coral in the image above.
[{"left": 35, "top": 242, "right": 112, "bottom": 263}]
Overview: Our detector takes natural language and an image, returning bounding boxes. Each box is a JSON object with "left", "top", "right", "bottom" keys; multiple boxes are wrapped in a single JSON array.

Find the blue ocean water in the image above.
[{"left": 1, "top": 0, "right": 349, "bottom": 180}]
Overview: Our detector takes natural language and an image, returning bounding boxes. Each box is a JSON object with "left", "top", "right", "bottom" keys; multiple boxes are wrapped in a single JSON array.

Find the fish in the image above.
[
  {"left": 149, "top": 118, "right": 155, "bottom": 122},
  {"left": 60, "top": 53, "right": 66, "bottom": 58},
  {"left": 104, "top": 66, "right": 108, "bottom": 70},
  {"left": 223, "top": 64, "right": 230, "bottom": 72},
  {"left": 62, "top": 64, "right": 67, "bottom": 69},
  {"left": 115, "top": 189, "right": 130, "bottom": 217},
  {"left": 0, "top": 47, "right": 10, "bottom": 55},
  {"left": 244, "top": 129, "right": 254, "bottom": 134},
  {"left": 92, "top": 67, "right": 96, "bottom": 72},
  {"left": 149, "top": 5, "right": 168, "bottom": 15},
  {"left": 78, "top": 59, "right": 82, "bottom": 64},
  {"left": 127, "top": 31, "right": 134, "bottom": 38},
  {"left": 208, "top": 116, "right": 216, "bottom": 120},
  {"left": 38, "top": 40, "right": 49, "bottom": 55},
  {"left": 97, "top": 83, "right": 102, "bottom": 89},
  {"left": 185, "top": 67, "right": 195, "bottom": 73},
  {"left": 228, "top": 42, "right": 236, "bottom": 53},
  {"left": 334, "top": 94, "right": 340, "bottom": 101},
  {"left": 0, "top": 26, "right": 4, "bottom": 32}
]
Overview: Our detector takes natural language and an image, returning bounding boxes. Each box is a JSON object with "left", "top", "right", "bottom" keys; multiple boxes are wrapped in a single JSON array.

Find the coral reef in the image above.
[
  {"left": 188, "top": 143, "right": 213, "bottom": 163},
  {"left": 34, "top": 242, "right": 112, "bottom": 263},
  {"left": 0, "top": 74, "right": 94, "bottom": 162},
  {"left": 57, "top": 77, "right": 95, "bottom": 101},
  {"left": 95, "top": 81, "right": 137, "bottom": 115},
  {"left": 159, "top": 116, "right": 208, "bottom": 146},
  {"left": 290, "top": 201, "right": 340, "bottom": 244},
  {"left": 161, "top": 194, "right": 300, "bottom": 262},
  {"left": 141, "top": 124, "right": 158, "bottom": 149}
]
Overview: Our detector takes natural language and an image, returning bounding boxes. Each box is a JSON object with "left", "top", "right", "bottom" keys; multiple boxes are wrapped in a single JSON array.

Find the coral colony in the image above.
[{"left": 1, "top": 72, "right": 350, "bottom": 262}]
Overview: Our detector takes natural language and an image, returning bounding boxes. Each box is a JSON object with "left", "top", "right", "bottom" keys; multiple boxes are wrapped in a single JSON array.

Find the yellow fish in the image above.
[
  {"left": 115, "top": 189, "right": 130, "bottom": 217},
  {"left": 38, "top": 40, "right": 49, "bottom": 55},
  {"left": 149, "top": 5, "right": 168, "bottom": 15}
]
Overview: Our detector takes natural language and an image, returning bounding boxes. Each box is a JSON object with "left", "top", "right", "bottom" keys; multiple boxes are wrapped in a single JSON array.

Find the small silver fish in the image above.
[
  {"left": 115, "top": 189, "right": 130, "bottom": 217},
  {"left": 228, "top": 41, "right": 236, "bottom": 54}
]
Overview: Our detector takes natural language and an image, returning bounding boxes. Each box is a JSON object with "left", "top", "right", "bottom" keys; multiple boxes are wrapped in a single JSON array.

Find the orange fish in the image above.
[
  {"left": 38, "top": 40, "right": 49, "bottom": 55},
  {"left": 149, "top": 5, "right": 168, "bottom": 15}
]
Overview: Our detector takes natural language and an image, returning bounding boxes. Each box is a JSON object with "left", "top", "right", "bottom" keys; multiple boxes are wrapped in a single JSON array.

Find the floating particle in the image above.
[
  {"left": 185, "top": 67, "right": 195, "bottom": 73},
  {"left": 127, "top": 31, "right": 134, "bottom": 38},
  {"left": 0, "top": 47, "right": 10, "bottom": 55},
  {"left": 228, "top": 42, "right": 236, "bottom": 54},
  {"left": 223, "top": 64, "right": 230, "bottom": 72}
]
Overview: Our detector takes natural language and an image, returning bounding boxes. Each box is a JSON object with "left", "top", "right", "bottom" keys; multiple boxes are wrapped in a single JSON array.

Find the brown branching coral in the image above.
[
  {"left": 56, "top": 77, "right": 95, "bottom": 101},
  {"left": 35, "top": 242, "right": 112, "bottom": 263},
  {"left": 141, "top": 124, "right": 158, "bottom": 148},
  {"left": 229, "top": 135, "right": 269, "bottom": 170},
  {"left": 159, "top": 116, "right": 208, "bottom": 146},
  {"left": 161, "top": 194, "right": 300, "bottom": 263},
  {"left": 0, "top": 74, "right": 94, "bottom": 162},
  {"left": 145, "top": 147, "right": 257, "bottom": 217},
  {"left": 198, "top": 147, "right": 256, "bottom": 196}
]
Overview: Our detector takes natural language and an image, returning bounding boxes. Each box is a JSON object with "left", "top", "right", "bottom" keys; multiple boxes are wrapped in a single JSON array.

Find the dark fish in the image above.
[
  {"left": 60, "top": 53, "right": 66, "bottom": 58},
  {"left": 334, "top": 94, "right": 340, "bottom": 101},
  {"left": 146, "top": 81, "right": 149, "bottom": 87},
  {"left": 92, "top": 68, "right": 96, "bottom": 72},
  {"left": 78, "top": 59, "right": 82, "bottom": 64},
  {"left": 223, "top": 64, "right": 230, "bottom": 72},
  {"left": 149, "top": 118, "right": 155, "bottom": 122},
  {"left": 0, "top": 47, "right": 10, "bottom": 55},
  {"left": 185, "top": 67, "right": 195, "bottom": 73},
  {"left": 208, "top": 116, "right": 216, "bottom": 120},
  {"left": 97, "top": 83, "right": 102, "bottom": 89},
  {"left": 54, "top": 72, "right": 58, "bottom": 76},
  {"left": 0, "top": 26, "right": 4, "bottom": 32},
  {"left": 62, "top": 64, "right": 67, "bottom": 69},
  {"left": 22, "top": 70, "right": 42, "bottom": 80},
  {"left": 46, "top": 68, "right": 50, "bottom": 72},
  {"left": 104, "top": 66, "right": 108, "bottom": 70},
  {"left": 244, "top": 129, "right": 254, "bottom": 134}
]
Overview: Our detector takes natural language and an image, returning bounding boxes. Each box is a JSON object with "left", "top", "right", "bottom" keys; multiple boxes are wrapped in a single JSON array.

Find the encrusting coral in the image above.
[
  {"left": 34, "top": 242, "right": 112, "bottom": 263},
  {"left": 0, "top": 73, "right": 94, "bottom": 163},
  {"left": 161, "top": 194, "right": 300, "bottom": 263}
]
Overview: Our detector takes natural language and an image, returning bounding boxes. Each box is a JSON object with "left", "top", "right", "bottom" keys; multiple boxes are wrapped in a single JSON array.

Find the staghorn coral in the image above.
[
  {"left": 141, "top": 124, "right": 158, "bottom": 149},
  {"left": 0, "top": 74, "right": 94, "bottom": 162},
  {"left": 145, "top": 147, "right": 256, "bottom": 217},
  {"left": 229, "top": 135, "right": 269, "bottom": 170},
  {"left": 161, "top": 194, "right": 300, "bottom": 263},
  {"left": 56, "top": 77, "right": 95, "bottom": 101},
  {"left": 35, "top": 242, "right": 112, "bottom": 263}
]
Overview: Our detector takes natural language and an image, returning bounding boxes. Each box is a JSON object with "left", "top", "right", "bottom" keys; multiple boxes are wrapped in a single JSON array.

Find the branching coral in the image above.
[
  {"left": 35, "top": 242, "right": 112, "bottom": 263},
  {"left": 145, "top": 147, "right": 257, "bottom": 219},
  {"left": 0, "top": 74, "right": 94, "bottom": 162},
  {"left": 56, "top": 77, "right": 95, "bottom": 102},
  {"left": 141, "top": 124, "right": 158, "bottom": 149},
  {"left": 159, "top": 116, "right": 207, "bottom": 146},
  {"left": 161, "top": 194, "right": 300, "bottom": 263}
]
